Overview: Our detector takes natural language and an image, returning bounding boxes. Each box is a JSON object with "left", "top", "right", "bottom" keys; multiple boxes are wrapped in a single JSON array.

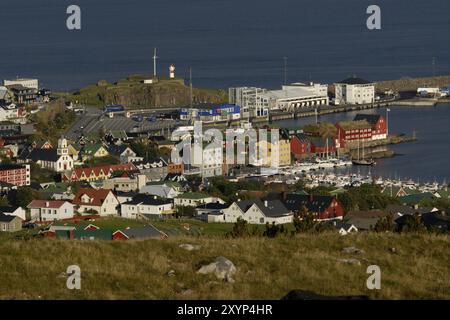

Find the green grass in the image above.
[
  {"left": 0, "top": 232, "right": 448, "bottom": 299},
  {"left": 51, "top": 217, "right": 235, "bottom": 237}
]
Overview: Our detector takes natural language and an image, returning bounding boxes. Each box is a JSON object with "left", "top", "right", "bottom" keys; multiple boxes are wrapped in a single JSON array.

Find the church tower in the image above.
[{"left": 57, "top": 136, "right": 69, "bottom": 156}]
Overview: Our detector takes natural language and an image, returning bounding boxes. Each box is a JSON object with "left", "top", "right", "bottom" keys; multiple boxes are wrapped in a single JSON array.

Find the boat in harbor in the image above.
[
  {"left": 352, "top": 158, "right": 376, "bottom": 166},
  {"left": 352, "top": 139, "right": 376, "bottom": 166}
]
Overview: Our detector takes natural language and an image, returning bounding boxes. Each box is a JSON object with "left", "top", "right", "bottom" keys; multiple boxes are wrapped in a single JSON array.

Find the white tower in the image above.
[
  {"left": 57, "top": 136, "right": 68, "bottom": 156},
  {"left": 169, "top": 64, "right": 175, "bottom": 79}
]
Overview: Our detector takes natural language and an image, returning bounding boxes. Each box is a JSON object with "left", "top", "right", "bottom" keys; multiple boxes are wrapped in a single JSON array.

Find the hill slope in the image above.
[{"left": 0, "top": 233, "right": 448, "bottom": 300}]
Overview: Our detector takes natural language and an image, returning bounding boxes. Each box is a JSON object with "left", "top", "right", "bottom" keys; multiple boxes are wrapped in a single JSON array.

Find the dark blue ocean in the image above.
[{"left": 0, "top": 0, "right": 449, "bottom": 91}]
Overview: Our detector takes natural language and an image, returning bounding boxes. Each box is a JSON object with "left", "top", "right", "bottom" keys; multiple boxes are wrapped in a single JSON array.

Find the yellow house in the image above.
[
  {"left": 82, "top": 143, "right": 109, "bottom": 161},
  {"left": 256, "top": 135, "right": 291, "bottom": 167}
]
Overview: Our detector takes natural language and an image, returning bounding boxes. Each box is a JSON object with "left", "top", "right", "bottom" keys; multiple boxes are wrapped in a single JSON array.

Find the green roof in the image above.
[
  {"left": 399, "top": 193, "right": 435, "bottom": 205},
  {"left": 176, "top": 192, "right": 210, "bottom": 200},
  {"left": 74, "top": 229, "right": 112, "bottom": 240},
  {"left": 84, "top": 143, "right": 106, "bottom": 154},
  {"left": 337, "top": 120, "right": 371, "bottom": 130}
]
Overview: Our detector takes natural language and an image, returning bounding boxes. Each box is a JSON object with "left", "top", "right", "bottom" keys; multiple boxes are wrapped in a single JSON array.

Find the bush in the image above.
[
  {"left": 263, "top": 222, "right": 287, "bottom": 238},
  {"left": 227, "top": 218, "right": 250, "bottom": 238}
]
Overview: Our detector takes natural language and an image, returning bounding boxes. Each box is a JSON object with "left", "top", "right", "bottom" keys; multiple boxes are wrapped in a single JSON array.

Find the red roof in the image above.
[
  {"left": 72, "top": 188, "right": 115, "bottom": 206},
  {"left": 27, "top": 200, "right": 68, "bottom": 209},
  {"left": 69, "top": 163, "right": 137, "bottom": 181}
]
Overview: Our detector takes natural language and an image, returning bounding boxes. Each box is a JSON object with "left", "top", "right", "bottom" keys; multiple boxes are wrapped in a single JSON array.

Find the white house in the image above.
[
  {"left": 223, "top": 199, "right": 293, "bottom": 225},
  {"left": 0, "top": 206, "right": 27, "bottom": 221},
  {"left": 73, "top": 188, "right": 119, "bottom": 216},
  {"left": 174, "top": 193, "right": 224, "bottom": 207},
  {"left": 121, "top": 195, "right": 173, "bottom": 219},
  {"left": 27, "top": 200, "right": 74, "bottom": 222},
  {"left": 334, "top": 77, "right": 375, "bottom": 105}
]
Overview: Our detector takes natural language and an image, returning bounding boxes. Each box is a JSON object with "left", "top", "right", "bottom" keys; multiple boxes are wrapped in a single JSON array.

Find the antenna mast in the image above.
[
  {"left": 153, "top": 48, "right": 158, "bottom": 77},
  {"left": 189, "top": 67, "right": 193, "bottom": 108}
]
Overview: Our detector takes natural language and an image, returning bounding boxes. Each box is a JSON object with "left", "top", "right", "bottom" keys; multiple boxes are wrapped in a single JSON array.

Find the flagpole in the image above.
[{"left": 386, "top": 108, "right": 390, "bottom": 137}]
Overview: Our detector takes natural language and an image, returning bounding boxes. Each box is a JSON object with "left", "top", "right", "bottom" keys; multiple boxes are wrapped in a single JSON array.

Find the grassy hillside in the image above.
[
  {"left": 56, "top": 75, "right": 227, "bottom": 108},
  {"left": 0, "top": 233, "right": 448, "bottom": 300}
]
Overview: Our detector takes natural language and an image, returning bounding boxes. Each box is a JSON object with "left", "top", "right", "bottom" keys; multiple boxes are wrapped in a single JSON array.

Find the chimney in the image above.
[
  {"left": 45, "top": 201, "right": 49, "bottom": 208},
  {"left": 264, "top": 200, "right": 268, "bottom": 207}
]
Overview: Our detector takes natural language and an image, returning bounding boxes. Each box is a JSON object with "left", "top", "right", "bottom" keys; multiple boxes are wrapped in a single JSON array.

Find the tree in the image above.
[
  {"left": 175, "top": 206, "right": 197, "bottom": 218},
  {"left": 398, "top": 214, "right": 427, "bottom": 233},
  {"left": 227, "top": 217, "right": 250, "bottom": 238},
  {"left": 7, "top": 187, "right": 40, "bottom": 208},
  {"left": 293, "top": 212, "right": 317, "bottom": 233},
  {"left": 374, "top": 214, "right": 395, "bottom": 232},
  {"left": 263, "top": 222, "right": 286, "bottom": 238}
]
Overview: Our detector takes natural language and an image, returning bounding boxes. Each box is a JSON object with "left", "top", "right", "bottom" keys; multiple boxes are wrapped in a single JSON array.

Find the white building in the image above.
[
  {"left": 229, "top": 87, "right": 267, "bottom": 118},
  {"left": 223, "top": 199, "right": 293, "bottom": 225},
  {"left": 229, "top": 83, "right": 329, "bottom": 117},
  {"left": 258, "top": 83, "right": 329, "bottom": 112},
  {"left": 4, "top": 78, "right": 39, "bottom": 90},
  {"left": 73, "top": 188, "right": 119, "bottom": 216},
  {"left": 121, "top": 195, "right": 173, "bottom": 219},
  {"left": 22, "top": 137, "right": 74, "bottom": 172},
  {"left": 188, "top": 143, "right": 223, "bottom": 178},
  {"left": 27, "top": 200, "right": 74, "bottom": 222},
  {"left": 334, "top": 77, "right": 375, "bottom": 105},
  {"left": 174, "top": 193, "right": 224, "bottom": 207}
]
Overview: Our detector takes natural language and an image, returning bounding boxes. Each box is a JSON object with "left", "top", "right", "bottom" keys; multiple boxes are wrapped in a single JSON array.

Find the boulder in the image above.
[
  {"left": 337, "top": 258, "right": 361, "bottom": 266},
  {"left": 197, "top": 256, "right": 237, "bottom": 282},
  {"left": 179, "top": 244, "right": 201, "bottom": 251}
]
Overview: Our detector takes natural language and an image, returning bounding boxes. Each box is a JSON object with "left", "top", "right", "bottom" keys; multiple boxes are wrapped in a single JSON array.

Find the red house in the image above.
[
  {"left": 291, "top": 134, "right": 337, "bottom": 159},
  {"left": 353, "top": 114, "right": 387, "bottom": 140},
  {"left": 281, "top": 193, "right": 344, "bottom": 221},
  {"left": 335, "top": 120, "right": 372, "bottom": 148},
  {"left": 290, "top": 134, "right": 310, "bottom": 159}
]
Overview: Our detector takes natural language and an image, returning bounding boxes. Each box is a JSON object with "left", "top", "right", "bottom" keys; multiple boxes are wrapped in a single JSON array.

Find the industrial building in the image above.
[
  {"left": 334, "top": 77, "right": 375, "bottom": 105},
  {"left": 229, "top": 83, "right": 329, "bottom": 118},
  {"left": 3, "top": 78, "right": 39, "bottom": 90},
  {"left": 180, "top": 105, "right": 241, "bottom": 122}
]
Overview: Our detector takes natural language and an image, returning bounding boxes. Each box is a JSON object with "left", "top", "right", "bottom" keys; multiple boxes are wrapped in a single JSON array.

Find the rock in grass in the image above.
[
  {"left": 197, "top": 256, "right": 237, "bottom": 282},
  {"left": 337, "top": 258, "right": 361, "bottom": 266},
  {"left": 181, "top": 289, "right": 194, "bottom": 296},
  {"left": 342, "top": 247, "right": 365, "bottom": 254},
  {"left": 179, "top": 244, "right": 201, "bottom": 251},
  {"left": 167, "top": 270, "right": 176, "bottom": 277}
]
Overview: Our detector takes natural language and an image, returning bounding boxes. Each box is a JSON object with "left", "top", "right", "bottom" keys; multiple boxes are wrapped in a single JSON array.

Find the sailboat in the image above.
[{"left": 352, "top": 139, "right": 376, "bottom": 166}]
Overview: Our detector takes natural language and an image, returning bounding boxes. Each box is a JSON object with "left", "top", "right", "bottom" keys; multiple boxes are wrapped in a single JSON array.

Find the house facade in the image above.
[
  {"left": 0, "top": 213, "right": 22, "bottom": 232},
  {"left": 0, "top": 164, "right": 30, "bottom": 186},
  {"left": 334, "top": 77, "right": 375, "bottom": 105},
  {"left": 27, "top": 200, "right": 74, "bottom": 222},
  {"left": 72, "top": 188, "right": 119, "bottom": 216},
  {"left": 223, "top": 199, "right": 293, "bottom": 225},
  {"left": 174, "top": 193, "right": 223, "bottom": 207},
  {"left": 281, "top": 194, "right": 344, "bottom": 221},
  {"left": 121, "top": 195, "right": 174, "bottom": 219},
  {"left": 353, "top": 114, "right": 387, "bottom": 140},
  {"left": 335, "top": 120, "right": 372, "bottom": 147}
]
